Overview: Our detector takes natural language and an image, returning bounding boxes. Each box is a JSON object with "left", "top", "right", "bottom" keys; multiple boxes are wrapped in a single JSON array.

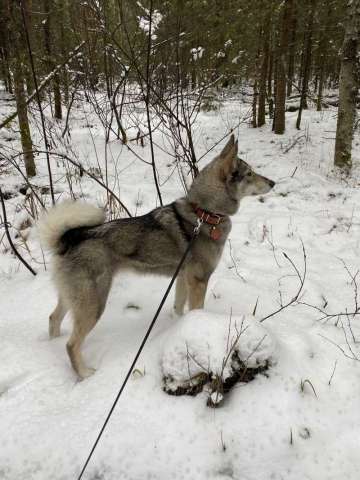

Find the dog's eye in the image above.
[
  {"left": 246, "top": 171, "right": 252, "bottom": 177},
  {"left": 231, "top": 170, "right": 244, "bottom": 182}
]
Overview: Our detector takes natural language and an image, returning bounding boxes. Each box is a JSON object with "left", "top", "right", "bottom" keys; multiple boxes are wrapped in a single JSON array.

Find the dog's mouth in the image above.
[
  {"left": 248, "top": 179, "right": 275, "bottom": 199},
  {"left": 262, "top": 178, "right": 276, "bottom": 194},
  {"left": 250, "top": 179, "right": 275, "bottom": 196}
]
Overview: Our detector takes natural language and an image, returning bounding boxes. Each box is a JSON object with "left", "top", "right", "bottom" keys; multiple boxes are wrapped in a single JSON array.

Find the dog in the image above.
[{"left": 39, "top": 135, "right": 275, "bottom": 379}]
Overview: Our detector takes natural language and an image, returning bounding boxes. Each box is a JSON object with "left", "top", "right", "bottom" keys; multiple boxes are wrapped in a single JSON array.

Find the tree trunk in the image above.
[
  {"left": 58, "top": 0, "right": 72, "bottom": 106},
  {"left": 316, "top": 42, "right": 326, "bottom": 112},
  {"left": 316, "top": 5, "right": 332, "bottom": 111},
  {"left": 334, "top": 0, "right": 360, "bottom": 171},
  {"left": 252, "top": 30, "right": 261, "bottom": 128},
  {"left": 0, "top": 1, "right": 13, "bottom": 93},
  {"left": 286, "top": 3, "right": 297, "bottom": 97},
  {"left": 296, "top": 0, "right": 317, "bottom": 130},
  {"left": 0, "top": 46, "right": 12, "bottom": 94},
  {"left": 23, "top": 0, "right": 34, "bottom": 95},
  {"left": 258, "top": 7, "right": 271, "bottom": 127},
  {"left": 43, "top": 0, "right": 62, "bottom": 119},
  {"left": 8, "top": 0, "right": 36, "bottom": 177},
  {"left": 267, "top": 48, "right": 273, "bottom": 99},
  {"left": 274, "top": 0, "right": 293, "bottom": 134},
  {"left": 252, "top": 77, "right": 258, "bottom": 127},
  {"left": 12, "top": 42, "right": 35, "bottom": 176}
]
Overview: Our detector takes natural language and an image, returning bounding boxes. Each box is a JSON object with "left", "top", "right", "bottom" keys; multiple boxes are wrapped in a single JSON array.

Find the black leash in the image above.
[{"left": 77, "top": 219, "right": 203, "bottom": 480}]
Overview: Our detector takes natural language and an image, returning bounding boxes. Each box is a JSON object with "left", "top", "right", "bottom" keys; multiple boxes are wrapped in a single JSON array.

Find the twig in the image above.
[
  {"left": 300, "top": 378, "right": 318, "bottom": 398},
  {"left": 283, "top": 134, "right": 305, "bottom": 154},
  {"left": 0, "top": 152, "right": 46, "bottom": 209},
  {"left": 252, "top": 297, "right": 259, "bottom": 315},
  {"left": 318, "top": 333, "right": 360, "bottom": 362},
  {"left": 328, "top": 360, "right": 337, "bottom": 385},
  {"left": 0, "top": 186, "right": 37, "bottom": 276},
  {"left": 31, "top": 150, "right": 132, "bottom": 217},
  {"left": 61, "top": 83, "right": 79, "bottom": 138},
  {"left": 260, "top": 240, "right": 307, "bottom": 323},
  {"left": 228, "top": 239, "right": 246, "bottom": 282}
]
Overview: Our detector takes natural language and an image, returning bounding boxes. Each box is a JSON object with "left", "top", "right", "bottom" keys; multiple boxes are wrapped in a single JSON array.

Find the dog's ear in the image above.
[
  {"left": 218, "top": 135, "right": 239, "bottom": 181},
  {"left": 220, "top": 134, "right": 235, "bottom": 158}
]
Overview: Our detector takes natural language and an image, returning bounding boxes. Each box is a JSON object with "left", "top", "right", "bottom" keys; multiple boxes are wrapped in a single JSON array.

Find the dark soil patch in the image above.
[{"left": 163, "top": 351, "right": 271, "bottom": 408}]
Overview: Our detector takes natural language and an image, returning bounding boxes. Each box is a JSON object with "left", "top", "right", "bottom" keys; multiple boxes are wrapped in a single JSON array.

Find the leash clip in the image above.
[{"left": 194, "top": 217, "right": 203, "bottom": 234}]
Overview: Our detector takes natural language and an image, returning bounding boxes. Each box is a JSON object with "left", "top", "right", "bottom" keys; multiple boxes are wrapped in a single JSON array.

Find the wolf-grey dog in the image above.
[{"left": 39, "top": 135, "right": 274, "bottom": 379}]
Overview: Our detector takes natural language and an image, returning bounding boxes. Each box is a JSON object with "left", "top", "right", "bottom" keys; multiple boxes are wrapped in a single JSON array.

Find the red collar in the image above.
[{"left": 191, "top": 204, "right": 225, "bottom": 225}]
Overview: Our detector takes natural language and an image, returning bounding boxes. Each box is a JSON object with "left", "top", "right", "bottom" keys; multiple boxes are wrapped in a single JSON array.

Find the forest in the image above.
[{"left": 0, "top": 1, "right": 360, "bottom": 479}]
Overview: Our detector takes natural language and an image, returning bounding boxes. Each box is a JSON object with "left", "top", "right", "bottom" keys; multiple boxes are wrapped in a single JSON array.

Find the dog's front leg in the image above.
[
  {"left": 187, "top": 270, "right": 209, "bottom": 310},
  {"left": 174, "top": 273, "right": 187, "bottom": 315}
]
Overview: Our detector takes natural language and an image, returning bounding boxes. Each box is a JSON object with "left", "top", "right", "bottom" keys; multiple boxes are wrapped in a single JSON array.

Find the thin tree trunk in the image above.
[
  {"left": 0, "top": 1, "right": 13, "bottom": 93},
  {"left": 13, "top": 42, "right": 36, "bottom": 177},
  {"left": 297, "top": 33, "right": 306, "bottom": 93},
  {"left": 252, "top": 29, "right": 261, "bottom": 128},
  {"left": 23, "top": 0, "right": 34, "bottom": 94},
  {"left": 43, "top": 0, "right": 62, "bottom": 119},
  {"left": 316, "top": 48, "right": 326, "bottom": 111},
  {"left": 334, "top": 0, "right": 360, "bottom": 171},
  {"left": 53, "top": 73, "right": 62, "bottom": 119},
  {"left": 274, "top": 0, "right": 293, "bottom": 134},
  {"left": 252, "top": 77, "right": 258, "bottom": 127},
  {"left": 267, "top": 49, "right": 273, "bottom": 98},
  {"left": 9, "top": 0, "right": 35, "bottom": 177},
  {"left": 58, "top": 0, "right": 69, "bottom": 105},
  {"left": 0, "top": 46, "right": 12, "bottom": 93},
  {"left": 258, "top": 7, "right": 271, "bottom": 127},
  {"left": 102, "top": 0, "right": 111, "bottom": 100},
  {"left": 296, "top": 0, "right": 317, "bottom": 130},
  {"left": 316, "top": 5, "right": 332, "bottom": 111},
  {"left": 286, "top": 3, "right": 297, "bottom": 97}
]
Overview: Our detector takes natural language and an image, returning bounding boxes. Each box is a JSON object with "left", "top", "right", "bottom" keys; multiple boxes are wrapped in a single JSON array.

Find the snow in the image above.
[
  {"left": 191, "top": 47, "right": 205, "bottom": 60},
  {"left": 162, "top": 310, "right": 276, "bottom": 385},
  {"left": 1, "top": 89, "right": 360, "bottom": 479},
  {"left": 137, "top": 7, "right": 163, "bottom": 39}
]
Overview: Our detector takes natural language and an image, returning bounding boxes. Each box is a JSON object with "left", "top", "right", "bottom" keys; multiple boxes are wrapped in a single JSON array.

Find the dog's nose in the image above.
[{"left": 268, "top": 179, "right": 275, "bottom": 188}]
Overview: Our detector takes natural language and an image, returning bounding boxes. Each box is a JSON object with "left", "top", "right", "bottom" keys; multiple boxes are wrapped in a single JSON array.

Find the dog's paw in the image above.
[
  {"left": 173, "top": 305, "right": 184, "bottom": 317},
  {"left": 49, "top": 323, "right": 61, "bottom": 339},
  {"left": 78, "top": 367, "right": 96, "bottom": 380},
  {"left": 49, "top": 330, "right": 61, "bottom": 339}
]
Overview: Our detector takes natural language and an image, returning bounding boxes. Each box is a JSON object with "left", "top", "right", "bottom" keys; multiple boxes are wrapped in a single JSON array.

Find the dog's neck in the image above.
[{"left": 187, "top": 177, "right": 240, "bottom": 216}]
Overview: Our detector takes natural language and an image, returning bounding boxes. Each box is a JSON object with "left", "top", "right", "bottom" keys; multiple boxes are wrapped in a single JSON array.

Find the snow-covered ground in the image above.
[{"left": 1, "top": 92, "right": 360, "bottom": 479}]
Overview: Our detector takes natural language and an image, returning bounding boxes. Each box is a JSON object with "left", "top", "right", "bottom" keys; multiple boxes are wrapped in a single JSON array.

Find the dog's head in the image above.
[{"left": 188, "top": 134, "right": 275, "bottom": 215}]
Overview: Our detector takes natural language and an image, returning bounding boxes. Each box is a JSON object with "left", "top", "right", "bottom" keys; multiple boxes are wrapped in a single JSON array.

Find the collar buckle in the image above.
[{"left": 212, "top": 214, "right": 222, "bottom": 225}]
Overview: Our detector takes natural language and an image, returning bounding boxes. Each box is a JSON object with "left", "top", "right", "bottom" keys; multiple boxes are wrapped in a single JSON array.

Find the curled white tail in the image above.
[{"left": 38, "top": 200, "right": 105, "bottom": 251}]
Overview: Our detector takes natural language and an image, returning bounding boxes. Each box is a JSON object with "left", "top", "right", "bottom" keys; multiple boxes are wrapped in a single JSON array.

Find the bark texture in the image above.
[
  {"left": 10, "top": 0, "right": 36, "bottom": 177},
  {"left": 334, "top": 0, "right": 360, "bottom": 170},
  {"left": 274, "top": 0, "right": 293, "bottom": 134}
]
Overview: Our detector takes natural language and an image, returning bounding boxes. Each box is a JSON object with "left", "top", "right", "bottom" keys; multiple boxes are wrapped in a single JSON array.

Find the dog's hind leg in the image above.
[
  {"left": 66, "top": 309, "right": 99, "bottom": 379},
  {"left": 66, "top": 276, "right": 111, "bottom": 379},
  {"left": 174, "top": 272, "right": 187, "bottom": 316},
  {"left": 49, "top": 296, "right": 68, "bottom": 338}
]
